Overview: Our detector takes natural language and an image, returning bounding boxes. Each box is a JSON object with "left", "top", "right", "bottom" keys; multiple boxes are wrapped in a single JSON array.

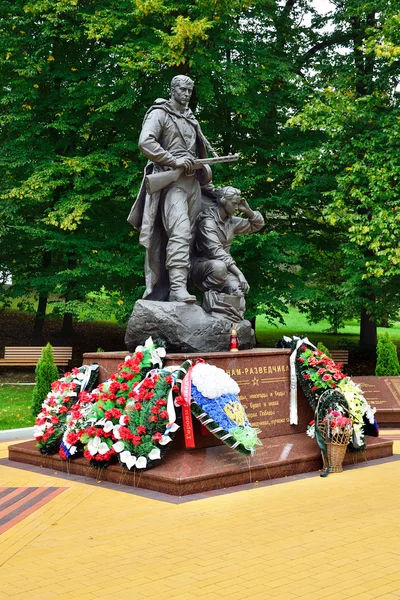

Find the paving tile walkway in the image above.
[{"left": 0, "top": 432, "right": 400, "bottom": 599}]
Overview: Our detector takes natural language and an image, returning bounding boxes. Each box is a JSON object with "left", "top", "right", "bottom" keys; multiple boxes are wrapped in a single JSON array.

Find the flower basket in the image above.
[{"left": 319, "top": 421, "right": 352, "bottom": 473}]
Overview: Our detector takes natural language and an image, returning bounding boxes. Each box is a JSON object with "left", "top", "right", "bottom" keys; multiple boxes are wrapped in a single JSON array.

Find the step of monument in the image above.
[{"left": 8, "top": 434, "right": 393, "bottom": 496}]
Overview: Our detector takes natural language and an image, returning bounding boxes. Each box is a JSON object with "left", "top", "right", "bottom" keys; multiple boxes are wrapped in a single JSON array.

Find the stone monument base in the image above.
[
  {"left": 353, "top": 376, "right": 400, "bottom": 427},
  {"left": 8, "top": 436, "right": 393, "bottom": 496},
  {"left": 8, "top": 348, "right": 394, "bottom": 496},
  {"left": 124, "top": 299, "right": 255, "bottom": 353}
]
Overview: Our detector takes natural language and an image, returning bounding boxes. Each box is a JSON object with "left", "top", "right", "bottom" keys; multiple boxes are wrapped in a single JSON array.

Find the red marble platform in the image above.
[
  {"left": 9, "top": 350, "right": 394, "bottom": 496},
  {"left": 353, "top": 377, "right": 400, "bottom": 427},
  {"left": 8, "top": 435, "right": 392, "bottom": 496}
]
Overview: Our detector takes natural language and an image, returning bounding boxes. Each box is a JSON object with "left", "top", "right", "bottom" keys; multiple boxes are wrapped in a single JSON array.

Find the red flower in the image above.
[
  {"left": 297, "top": 357, "right": 305, "bottom": 363},
  {"left": 156, "top": 399, "right": 167, "bottom": 407},
  {"left": 137, "top": 425, "right": 146, "bottom": 434},
  {"left": 311, "top": 385, "right": 319, "bottom": 392},
  {"left": 152, "top": 432, "right": 163, "bottom": 442},
  {"left": 151, "top": 406, "right": 159, "bottom": 415},
  {"left": 317, "top": 368, "right": 326, "bottom": 375},
  {"left": 134, "top": 402, "right": 142, "bottom": 411},
  {"left": 136, "top": 351, "right": 144, "bottom": 360},
  {"left": 120, "top": 383, "right": 129, "bottom": 391},
  {"left": 174, "top": 395, "right": 185, "bottom": 406},
  {"left": 165, "top": 376, "right": 173, "bottom": 385},
  {"left": 149, "top": 415, "right": 158, "bottom": 423},
  {"left": 66, "top": 432, "right": 79, "bottom": 445},
  {"left": 131, "top": 435, "right": 142, "bottom": 446},
  {"left": 303, "top": 373, "right": 311, "bottom": 380},
  {"left": 160, "top": 410, "right": 169, "bottom": 419},
  {"left": 119, "top": 427, "right": 131, "bottom": 440},
  {"left": 322, "top": 374, "right": 332, "bottom": 381}
]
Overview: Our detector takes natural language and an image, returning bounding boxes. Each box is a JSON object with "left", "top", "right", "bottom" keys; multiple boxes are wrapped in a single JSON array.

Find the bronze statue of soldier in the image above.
[
  {"left": 128, "top": 75, "right": 237, "bottom": 304},
  {"left": 191, "top": 186, "right": 264, "bottom": 320}
]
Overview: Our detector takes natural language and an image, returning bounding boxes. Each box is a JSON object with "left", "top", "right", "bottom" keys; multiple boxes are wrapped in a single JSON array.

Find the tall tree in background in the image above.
[{"left": 288, "top": 0, "right": 400, "bottom": 350}]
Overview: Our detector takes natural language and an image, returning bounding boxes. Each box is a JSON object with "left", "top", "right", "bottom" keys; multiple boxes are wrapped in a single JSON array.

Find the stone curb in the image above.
[{"left": 0, "top": 427, "right": 33, "bottom": 442}]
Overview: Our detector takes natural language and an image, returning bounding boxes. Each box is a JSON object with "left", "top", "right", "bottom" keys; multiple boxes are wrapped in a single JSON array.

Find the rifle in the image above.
[{"left": 145, "top": 154, "right": 239, "bottom": 195}]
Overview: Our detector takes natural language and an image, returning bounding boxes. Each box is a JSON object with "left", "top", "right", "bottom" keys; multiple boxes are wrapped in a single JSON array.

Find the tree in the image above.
[
  {"left": 31, "top": 343, "right": 59, "bottom": 416},
  {"left": 287, "top": 1, "right": 400, "bottom": 350},
  {"left": 375, "top": 332, "right": 400, "bottom": 376},
  {"left": 0, "top": 0, "right": 323, "bottom": 330}
]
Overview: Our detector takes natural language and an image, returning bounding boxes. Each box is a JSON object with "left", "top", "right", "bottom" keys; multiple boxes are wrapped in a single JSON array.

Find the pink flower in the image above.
[{"left": 322, "top": 374, "right": 332, "bottom": 381}]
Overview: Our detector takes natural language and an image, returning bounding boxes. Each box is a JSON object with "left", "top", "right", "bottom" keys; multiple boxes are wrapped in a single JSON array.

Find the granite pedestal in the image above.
[
  {"left": 353, "top": 376, "right": 400, "bottom": 427},
  {"left": 8, "top": 350, "right": 394, "bottom": 496}
]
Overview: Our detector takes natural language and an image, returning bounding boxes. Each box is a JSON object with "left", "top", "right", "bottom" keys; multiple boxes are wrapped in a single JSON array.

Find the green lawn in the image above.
[
  {"left": 0, "top": 385, "right": 35, "bottom": 430},
  {"left": 255, "top": 307, "right": 400, "bottom": 349}
]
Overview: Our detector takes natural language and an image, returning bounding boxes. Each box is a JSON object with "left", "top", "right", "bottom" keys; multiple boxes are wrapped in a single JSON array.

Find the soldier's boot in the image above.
[{"left": 168, "top": 268, "right": 197, "bottom": 303}]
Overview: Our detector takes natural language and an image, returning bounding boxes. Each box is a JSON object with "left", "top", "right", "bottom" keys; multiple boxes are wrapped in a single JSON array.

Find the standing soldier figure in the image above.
[{"left": 128, "top": 75, "right": 215, "bottom": 303}]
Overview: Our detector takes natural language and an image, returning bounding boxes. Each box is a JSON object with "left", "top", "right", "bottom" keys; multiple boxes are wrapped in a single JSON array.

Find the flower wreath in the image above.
[
  {"left": 34, "top": 364, "right": 99, "bottom": 455},
  {"left": 59, "top": 338, "right": 180, "bottom": 470},
  {"left": 174, "top": 360, "right": 261, "bottom": 456}
]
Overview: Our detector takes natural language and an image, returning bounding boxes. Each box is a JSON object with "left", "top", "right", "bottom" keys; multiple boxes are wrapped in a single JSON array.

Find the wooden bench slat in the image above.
[
  {"left": 0, "top": 346, "right": 72, "bottom": 367},
  {"left": 330, "top": 350, "right": 349, "bottom": 364}
]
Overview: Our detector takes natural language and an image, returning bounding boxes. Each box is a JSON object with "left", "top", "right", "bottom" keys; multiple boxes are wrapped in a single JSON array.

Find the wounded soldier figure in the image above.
[{"left": 191, "top": 186, "right": 264, "bottom": 320}]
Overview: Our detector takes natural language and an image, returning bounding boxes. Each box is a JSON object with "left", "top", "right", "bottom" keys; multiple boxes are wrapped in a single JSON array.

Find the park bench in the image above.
[
  {"left": 0, "top": 346, "right": 73, "bottom": 367},
  {"left": 329, "top": 349, "right": 349, "bottom": 368}
]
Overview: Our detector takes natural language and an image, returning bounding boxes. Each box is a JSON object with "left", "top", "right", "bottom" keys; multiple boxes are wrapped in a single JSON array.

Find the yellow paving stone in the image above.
[{"left": 2, "top": 439, "right": 400, "bottom": 599}]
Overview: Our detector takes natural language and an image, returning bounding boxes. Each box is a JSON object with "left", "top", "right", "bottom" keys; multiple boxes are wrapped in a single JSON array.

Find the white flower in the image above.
[
  {"left": 159, "top": 435, "right": 172, "bottom": 446},
  {"left": 98, "top": 442, "right": 110, "bottom": 455},
  {"left": 136, "top": 456, "right": 147, "bottom": 469},
  {"left": 126, "top": 455, "right": 137, "bottom": 470},
  {"left": 113, "top": 425, "right": 121, "bottom": 439},
  {"left": 306, "top": 425, "right": 315, "bottom": 439},
  {"left": 88, "top": 437, "right": 101, "bottom": 456},
  {"left": 119, "top": 415, "right": 126, "bottom": 425},
  {"left": 191, "top": 363, "right": 240, "bottom": 398},
  {"left": 119, "top": 450, "right": 131, "bottom": 464},
  {"left": 69, "top": 446, "right": 77, "bottom": 455},
  {"left": 113, "top": 441, "right": 125, "bottom": 453},
  {"left": 148, "top": 448, "right": 161, "bottom": 460},
  {"left": 135, "top": 337, "right": 166, "bottom": 368},
  {"left": 95, "top": 418, "right": 106, "bottom": 426},
  {"left": 103, "top": 420, "right": 114, "bottom": 433},
  {"left": 33, "top": 425, "right": 45, "bottom": 437}
]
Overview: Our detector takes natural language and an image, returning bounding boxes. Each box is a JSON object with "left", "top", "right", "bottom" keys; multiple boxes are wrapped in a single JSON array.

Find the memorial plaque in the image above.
[{"left": 353, "top": 376, "right": 400, "bottom": 426}]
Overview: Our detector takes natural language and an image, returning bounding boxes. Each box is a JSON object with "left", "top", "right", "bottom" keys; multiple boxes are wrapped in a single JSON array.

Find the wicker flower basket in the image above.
[{"left": 320, "top": 422, "right": 352, "bottom": 473}]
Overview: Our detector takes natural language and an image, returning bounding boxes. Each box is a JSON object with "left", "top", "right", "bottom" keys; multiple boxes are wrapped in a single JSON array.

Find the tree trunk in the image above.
[
  {"left": 33, "top": 294, "right": 48, "bottom": 345},
  {"left": 33, "top": 251, "right": 51, "bottom": 344},
  {"left": 360, "top": 305, "right": 377, "bottom": 352},
  {"left": 61, "top": 310, "right": 74, "bottom": 336}
]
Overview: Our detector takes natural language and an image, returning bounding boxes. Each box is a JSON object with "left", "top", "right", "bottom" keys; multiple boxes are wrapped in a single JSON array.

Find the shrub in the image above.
[
  {"left": 317, "top": 341, "right": 332, "bottom": 358},
  {"left": 31, "top": 343, "right": 59, "bottom": 416},
  {"left": 375, "top": 332, "right": 400, "bottom": 376}
]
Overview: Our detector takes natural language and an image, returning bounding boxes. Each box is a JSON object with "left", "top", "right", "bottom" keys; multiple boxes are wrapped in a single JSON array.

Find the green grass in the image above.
[
  {"left": 255, "top": 307, "right": 400, "bottom": 349},
  {"left": 0, "top": 385, "right": 35, "bottom": 430}
]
